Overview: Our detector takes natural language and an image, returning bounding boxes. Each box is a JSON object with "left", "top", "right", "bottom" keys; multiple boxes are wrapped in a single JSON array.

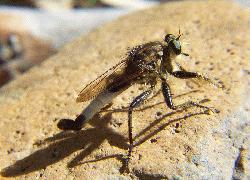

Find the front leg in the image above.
[
  {"left": 171, "top": 70, "right": 223, "bottom": 89},
  {"left": 161, "top": 79, "right": 216, "bottom": 113}
]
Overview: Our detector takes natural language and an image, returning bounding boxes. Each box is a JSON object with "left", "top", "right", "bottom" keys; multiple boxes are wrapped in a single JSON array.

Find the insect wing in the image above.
[
  {"left": 77, "top": 41, "right": 163, "bottom": 102},
  {"left": 76, "top": 60, "right": 127, "bottom": 102}
]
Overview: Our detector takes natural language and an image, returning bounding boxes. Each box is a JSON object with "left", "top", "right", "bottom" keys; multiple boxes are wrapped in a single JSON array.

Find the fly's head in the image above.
[{"left": 164, "top": 33, "right": 189, "bottom": 58}]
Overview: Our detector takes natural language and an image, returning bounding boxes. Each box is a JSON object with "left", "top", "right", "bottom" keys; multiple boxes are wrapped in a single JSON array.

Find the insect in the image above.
[{"left": 57, "top": 31, "right": 222, "bottom": 171}]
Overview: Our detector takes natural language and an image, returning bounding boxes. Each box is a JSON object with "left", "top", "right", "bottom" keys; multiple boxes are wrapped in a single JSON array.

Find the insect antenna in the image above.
[{"left": 176, "top": 28, "right": 183, "bottom": 40}]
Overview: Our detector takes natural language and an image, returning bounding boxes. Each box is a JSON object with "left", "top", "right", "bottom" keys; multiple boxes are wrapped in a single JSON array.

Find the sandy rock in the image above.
[{"left": 0, "top": 0, "right": 249, "bottom": 179}]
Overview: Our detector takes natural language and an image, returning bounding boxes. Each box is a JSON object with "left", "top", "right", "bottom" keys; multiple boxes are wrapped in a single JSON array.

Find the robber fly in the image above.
[{"left": 57, "top": 31, "right": 221, "bottom": 171}]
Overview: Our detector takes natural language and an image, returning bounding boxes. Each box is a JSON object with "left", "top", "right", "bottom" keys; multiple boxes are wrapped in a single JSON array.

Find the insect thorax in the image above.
[{"left": 127, "top": 42, "right": 163, "bottom": 86}]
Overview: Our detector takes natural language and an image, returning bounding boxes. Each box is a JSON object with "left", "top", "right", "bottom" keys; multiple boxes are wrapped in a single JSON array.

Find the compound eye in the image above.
[
  {"left": 164, "top": 34, "right": 175, "bottom": 43},
  {"left": 169, "top": 40, "right": 181, "bottom": 55}
]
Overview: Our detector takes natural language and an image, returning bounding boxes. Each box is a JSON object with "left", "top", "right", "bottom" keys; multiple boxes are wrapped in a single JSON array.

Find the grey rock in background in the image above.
[
  {"left": 0, "top": 0, "right": 247, "bottom": 49},
  {"left": 0, "top": 1, "right": 158, "bottom": 48}
]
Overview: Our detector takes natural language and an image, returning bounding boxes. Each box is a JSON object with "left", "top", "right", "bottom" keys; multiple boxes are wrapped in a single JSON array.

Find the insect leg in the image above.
[
  {"left": 125, "top": 89, "right": 153, "bottom": 170},
  {"left": 171, "top": 70, "right": 223, "bottom": 89},
  {"left": 161, "top": 79, "right": 216, "bottom": 113}
]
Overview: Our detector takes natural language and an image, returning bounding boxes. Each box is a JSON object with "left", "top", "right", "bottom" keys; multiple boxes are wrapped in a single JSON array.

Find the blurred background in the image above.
[{"left": 0, "top": 0, "right": 249, "bottom": 87}]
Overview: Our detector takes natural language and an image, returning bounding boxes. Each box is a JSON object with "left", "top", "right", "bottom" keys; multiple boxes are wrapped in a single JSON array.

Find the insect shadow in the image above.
[
  {"left": 0, "top": 113, "right": 126, "bottom": 177},
  {"left": 1, "top": 91, "right": 210, "bottom": 177}
]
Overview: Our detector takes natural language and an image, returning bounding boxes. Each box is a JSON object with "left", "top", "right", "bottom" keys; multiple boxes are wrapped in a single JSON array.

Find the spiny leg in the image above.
[
  {"left": 161, "top": 79, "right": 216, "bottom": 113},
  {"left": 125, "top": 89, "right": 153, "bottom": 171},
  {"left": 171, "top": 70, "right": 223, "bottom": 89}
]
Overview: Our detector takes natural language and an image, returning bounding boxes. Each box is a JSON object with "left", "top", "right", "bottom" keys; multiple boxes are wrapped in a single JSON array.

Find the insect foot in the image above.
[
  {"left": 204, "top": 107, "right": 220, "bottom": 115},
  {"left": 119, "top": 155, "right": 131, "bottom": 174}
]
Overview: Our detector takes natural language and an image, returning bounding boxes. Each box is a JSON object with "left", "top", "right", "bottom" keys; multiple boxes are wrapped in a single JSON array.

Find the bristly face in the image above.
[{"left": 164, "top": 34, "right": 182, "bottom": 55}]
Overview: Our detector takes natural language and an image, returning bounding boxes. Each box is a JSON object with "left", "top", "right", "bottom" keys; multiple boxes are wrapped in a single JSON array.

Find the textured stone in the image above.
[{"left": 0, "top": 0, "right": 249, "bottom": 179}]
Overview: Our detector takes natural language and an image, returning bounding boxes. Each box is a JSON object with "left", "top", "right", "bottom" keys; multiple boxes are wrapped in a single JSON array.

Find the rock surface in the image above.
[{"left": 0, "top": 0, "right": 249, "bottom": 179}]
